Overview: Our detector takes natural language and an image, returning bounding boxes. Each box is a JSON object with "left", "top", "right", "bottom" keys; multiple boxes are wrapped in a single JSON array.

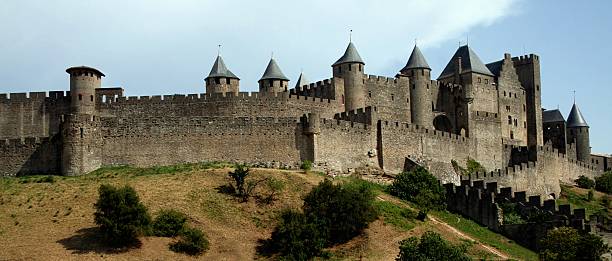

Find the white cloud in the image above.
[{"left": 0, "top": 0, "right": 520, "bottom": 94}]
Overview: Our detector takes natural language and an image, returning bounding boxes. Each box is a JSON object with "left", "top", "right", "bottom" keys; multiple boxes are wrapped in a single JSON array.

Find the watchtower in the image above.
[
  {"left": 66, "top": 66, "right": 104, "bottom": 114},
  {"left": 205, "top": 55, "right": 240, "bottom": 94},
  {"left": 566, "top": 103, "right": 590, "bottom": 162},
  {"left": 259, "top": 58, "right": 289, "bottom": 94},
  {"left": 400, "top": 45, "right": 433, "bottom": 128},
  {"left": 332, "top": 42, "right": 365, "bottom": 112}
]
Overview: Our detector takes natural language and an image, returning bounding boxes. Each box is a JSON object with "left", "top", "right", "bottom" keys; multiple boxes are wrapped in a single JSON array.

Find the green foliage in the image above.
[
  {"left": 300, "top": 160, "right": 313, "bottom": 171},
  {"left": 169, "top": 227, "right": 209, "bottom": 256},
  {"left": 18, "top": 175, "right": 56, "bottom": 184},
  {"left": 262, "top": 179, "right": 378, "bottom": 259},
  {"left": 588, "top": 189, "right": 595, "bottom": 202},
  {"left": 89, "top": 162, "right": 231, "bottom": 177},
  {"left": 263, "top": 177, "right": 285, "bottom": 203},
  {"left": 596, "top": 172, "right": 612, "bottom": 194},
  {"left": 93, "top": 184, "right": 151, "bottom": 246},
  {"left": 389, "top": 166, "right": 446, "bottom": 213},
  {"left": 539, "top": 227, "right": 608, "bottom": 261},
  {"left": 396, "top": 231, "right": 470, "bottom": 261},
  {"left": 503, "top": 212, "right": 525, "bottom": 225},
  {"left": 466, "top": 158, "right": 486, "bottom": 175},
  {"left": 152, "top": 209, "right": 187, "bottom": 237},
  {"left": 228, "top": 164, "right": 250, "bottom": 196},
  {"left": 575, "top": 175, "right": 595, "bottom": 189},
  {"left": 265, "top": 209, "right": 327, "bottom": 260},
  {"left": 374, "top": 200, "right": 416, "bottom": 231}
]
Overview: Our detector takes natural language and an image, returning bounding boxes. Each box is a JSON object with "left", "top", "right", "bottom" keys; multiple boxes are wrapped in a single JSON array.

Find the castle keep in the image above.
[{"left": 0, "top": 42, "right": 607, "bottom": 197}]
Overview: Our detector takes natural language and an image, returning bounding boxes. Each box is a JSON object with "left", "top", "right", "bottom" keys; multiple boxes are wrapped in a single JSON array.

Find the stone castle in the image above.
[{"left": 1, "top": 41, "right": 610, "bottom": 197}]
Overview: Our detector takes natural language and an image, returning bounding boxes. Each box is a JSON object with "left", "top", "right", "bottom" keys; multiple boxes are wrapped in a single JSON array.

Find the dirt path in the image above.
[{"left": 376, "top": 194, "right": 510, "bottom": 260}]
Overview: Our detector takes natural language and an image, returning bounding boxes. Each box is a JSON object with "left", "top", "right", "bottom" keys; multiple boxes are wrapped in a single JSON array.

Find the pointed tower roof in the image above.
[
  {"left": 333, "top": 42, "right": 364, "bottom": 66},
  {"left": 260, "top": 58, "right": 289, "bottom": 81},
  {"left": 295, "top": 72, "right": 309, "bottom": 88},
  {"left": 438, "top": 45, "right": 494, "bottom": 79},
  {"left": 402, "top": 45, "right": 430, "bottom": 71},
  {"left": 206, "top": 55, "right": 239, "bottom": 80},
  {"left": 566, "top": 103, "right": 589, "bottom": 128}
]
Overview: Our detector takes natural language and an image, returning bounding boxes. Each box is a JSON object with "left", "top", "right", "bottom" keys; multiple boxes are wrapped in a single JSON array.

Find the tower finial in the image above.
[
  {"left": 466, "top": 35, "right": 469, "bottom": 45},
  {"left": 573, "top": 90, "right": 576, "bottom": 104},
  {"left": 415, "top": 38, "right": 417, "bottom": 47},
  {"left": 349, "top": 29, "right": 353, "bottom": 42},
  {"left": 271, "top": 51, "right": 274, "bottom": 59},
  {"left": 218, "top": 44, "right": 221, "bottom": 56}
]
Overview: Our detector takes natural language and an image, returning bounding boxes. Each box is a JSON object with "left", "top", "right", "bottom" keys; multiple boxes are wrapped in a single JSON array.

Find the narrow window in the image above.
[
  {"left": 536, "top": 85, "right": 540, "bottom": 91},
  {"left": 269, "top": 80, "right": 273, "bottom": 87},
  {"left": 348, "top": 64, "right": 352, "bottom": 71},
  {"left": 78, "top": 94, "right": 82, "bottom": 100},
  {"left": 406, "top": 98, "right": 409, "bottom": 103},
  {"left": 80, "top": 128, "right": 84, "bottom": 138},
  {"left": 338, "top": 67, "right": 342, "bottom": 73},
  {"left": 485, "top": 79, "right": 489, "bottom": 84},
  {"left": 368, "top": 91, "right": 372, "bottom": 98},
  {"left": 514, "top": 119, "right": 518, "bottom": 126},
  {"left": 504, "top": 91, "right": 506, "bottom": 96},
  {"left": 359, "top": 64, "right": 362, "bottom": 71},
  {"left": 90, "top": 95, "right": 93, "bottom": 102},
  {"left": 508, "top": 116, "right": 512, "bottom": 125},
  {"left": 215, "top": 78, "right": 220, "bottom": 84},
  {"left": 391, "top": 94, "right": 394, "bottom": 101},
  {"left": 226, "top": 78, "right": 231, "bottom": 84},
  {"left": 510, "top": 131, "right": 514, "bottom": 139}
]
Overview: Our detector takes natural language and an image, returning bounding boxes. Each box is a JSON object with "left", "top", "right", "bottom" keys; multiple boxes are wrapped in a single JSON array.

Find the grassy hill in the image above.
[{"left": 0, "top": 163, "right": 537, "bottom": 260}]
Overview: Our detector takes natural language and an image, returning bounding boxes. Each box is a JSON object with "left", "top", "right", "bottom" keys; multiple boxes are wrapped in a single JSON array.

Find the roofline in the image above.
[{"left": 66, "top": 66, "right": 105, "bottom": 77}]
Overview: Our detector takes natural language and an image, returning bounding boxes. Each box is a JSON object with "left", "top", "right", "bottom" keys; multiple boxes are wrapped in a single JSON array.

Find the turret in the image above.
[
  {"left": 295, "top": 71, "right": 309, "bottom": 89},
  {"left": 66, "top": 66, "right": 104, "bottom": 114},
  {"left": 566, "top": 103, "right": 590, "bottom": 162},
  {"left": 332, "top": 42, "right": 365, "bottom": 111},
  {"left": 259, "top": 58, "right": 289, "bottom": 94},
  {"left": 400, "top": 45, "right": 433, "bottom": 128},
  {"left": 205, "top": 55, "right": 240, "bottom": 94}
]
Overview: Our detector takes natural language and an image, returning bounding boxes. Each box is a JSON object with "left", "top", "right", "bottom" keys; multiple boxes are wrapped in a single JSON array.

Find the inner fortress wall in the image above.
[
  {"left": 364, "top": 75, "right": 411, "bottom": 123},
  {"left": 0, "top": 92, "right": 70, "bottom": 139},
  {"left": 315, "top": 118, "right": 377, "bottom": 172},
  {"left": 0, "top": 136, "right": 61, "bottom": 176},
  {"left": 99, "top": 116, "right": 309, "bottom": 168}
]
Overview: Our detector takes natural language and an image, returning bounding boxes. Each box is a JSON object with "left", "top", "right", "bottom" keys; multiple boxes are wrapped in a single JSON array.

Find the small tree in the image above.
[
  {"left": 229, "top": 164, "right": 250, "bottom": 196},
  {"left": 266, "top": 209, "right": 327, "bottom": 260},
  {"left": 396, "top": 231, "right": 470, "bottom": 261},
  {"left": 263, "top": 177, "right": 285, "bottom": 203},
  {"left": 577, "top": 233, "right": 609, "bottom": 260},
  {"left": 94, "top": 184, "right": 151, "bottom": 246},
  {"left": 539, "top": 227, "right": 580, "bottom": 261},
  {"left": 169, "top": 227, "right": 209, "bottom": 256},
  {"left": 300, "top": 160, "right": 312, "bottom": 172},
  {"left": 595, "top": 172, "right": 612, "bottom": 194},
  {"left": 152, "top": 209, "right": 187, "bottom": 237},
  {"left": 575, "top": 175, "right": 596, "bottom": 189},
  {"left": 389, "top": 166, "right": 446, "bottom": 214}
]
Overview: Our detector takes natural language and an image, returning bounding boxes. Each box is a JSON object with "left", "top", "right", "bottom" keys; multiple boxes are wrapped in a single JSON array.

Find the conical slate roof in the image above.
[
  {"left": 567, "top": 103, "right": 589, "bottom": 128},
  {"left": 543, "top": 109, "right": 565, "bottom": 123},
  {"left": 295, "top": 72, "right": 309, "bottom": 88},
  {"left": 206, "top": 56, "right": 239, "bottom": 80},
  {"left": 401, "top": 45, "right": 430, "bottom": 71},
  {"left": 438, "top": 45, "right": 494, "bottom": 79},
  {"left": 333, "top": 42, "right": 364, "bottom": 66},
  {"left": 260, "top": 58, "right": 289, "bottom": 81}
]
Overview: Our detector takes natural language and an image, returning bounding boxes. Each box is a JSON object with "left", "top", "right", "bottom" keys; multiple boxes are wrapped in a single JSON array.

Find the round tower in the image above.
[
  {"left": 205, "top": 55, "right": 240, "bottom": 94},
  {"left": 332, "top": 42, "right": 365, "bottom": 112},
  {"left": 259, "top": 58, "right": 289, "bottom": 94},
  {"left": 566, "top": 103, "right": 590, "bottom": 162},
  {"left": 400, "top": 45, "right": 433, "bottom": 128},
  {"left": 66, "top": 66, "right": 104, "bottom": 114}
]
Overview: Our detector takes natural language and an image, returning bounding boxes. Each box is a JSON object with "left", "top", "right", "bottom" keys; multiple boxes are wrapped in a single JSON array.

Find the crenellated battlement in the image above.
[
  {"left": 511, "top": 54, "right": 539, "bottom": 65},
  {"left": 0, "top": 136, "right": 52, "bottom": 148},
  {"left": 0, "top": 91, "right": 69, "bottom": 103},
  {"left": 333, "top": 106, "right": 375, "bottom": 125},
  {"left": 319, "top": 118, "right": 370, "bottom": 132},
  {"left": 380, "top": 119, "right": 468, "bottom": 143},
  {"left": 365, "top": 74, "right": 398, "bottom": 83}
]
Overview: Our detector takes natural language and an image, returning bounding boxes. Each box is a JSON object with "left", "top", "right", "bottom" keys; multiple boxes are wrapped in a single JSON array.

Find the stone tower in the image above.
[
  {"left": 401, "top": 45, "right": 433, "bottom": 128},
  {"left": 259, "top": 58, "right": 289, "bottom": 94},
  {"left": 66, "top": 66, "right": 104, "bottom": 114},
  {"left": 205, "top": 55, "right": 240, "bottom": 94},
  {"left": 62, "top": 66, "right": 104, "bottom": 176},
  {"left": 332, "top": 42, "right": 365, "bottom": 112},
  {"left": 566, "top": 103, "right": 590, "bottom": 162},
  {"left": 512, "top": 54, "right": 543, "bottom": 147}
]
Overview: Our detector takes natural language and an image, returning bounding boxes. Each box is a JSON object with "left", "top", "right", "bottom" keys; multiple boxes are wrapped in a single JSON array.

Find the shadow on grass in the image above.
[{"left": 56, "top": 227, "right": 142, "bottom": 254}]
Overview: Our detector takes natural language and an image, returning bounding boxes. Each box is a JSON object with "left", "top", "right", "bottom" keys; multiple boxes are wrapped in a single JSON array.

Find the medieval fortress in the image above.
[{"left": 1, "top": 42, "right": 610, "bottom": 197}]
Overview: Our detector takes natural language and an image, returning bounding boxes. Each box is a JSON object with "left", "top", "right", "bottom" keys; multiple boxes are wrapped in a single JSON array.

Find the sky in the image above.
[{"left": 0, "top": 0, "right": 610, "bottom": 152}]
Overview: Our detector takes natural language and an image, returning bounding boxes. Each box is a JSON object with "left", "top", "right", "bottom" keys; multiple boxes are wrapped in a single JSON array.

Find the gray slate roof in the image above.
[
  {"left": 485, "top": 60, "right": 503, "bottom": 76},
  {"left": 206, "top": 56, "right": 239, "bottom": 80},
  {"left": 260, "top": 58, "right": 289, "bottom": 81},
  {"left": 66, "top": 66, "right": 105, "bottom": 77},
  {"left": 333, "top": 42, "right": 365, "bottom": 66},
  {"left": 438, "top": 45, "right": 494, "bottom": 79},
  {"left": 543, "top": 109, "right": 565, "bottom": 123},
  {"left": 401, "top": 45, "right": 430, "bottom": 71},
  {"left": 567, "top": 103, "right": 589, "bottom": 128},
  {"left": 295, "top": 72, "right": 309, "bottom": 88}
]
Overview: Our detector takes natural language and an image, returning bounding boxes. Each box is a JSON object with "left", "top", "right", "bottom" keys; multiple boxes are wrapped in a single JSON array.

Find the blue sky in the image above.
[{"left": 0, "top": 0, "right": 610, "bottom": 152}]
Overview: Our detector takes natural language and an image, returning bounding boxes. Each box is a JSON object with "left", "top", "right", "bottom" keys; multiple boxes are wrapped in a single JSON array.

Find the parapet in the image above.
[
  {"left": 379, "top": 120, "right": 469, "bottom": 143},
  {"left": 511, "top": 54, "right": 539, "bottom": 65},
  {"left": 333, "top": 106, "right": 375, "bottom": 125},
  {"left": 0, "top": 91, "right": 69, "bottom": 103}
]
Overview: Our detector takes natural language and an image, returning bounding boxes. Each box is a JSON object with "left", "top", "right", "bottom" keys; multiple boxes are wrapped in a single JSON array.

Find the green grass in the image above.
[
  {"left": 374, "top": 200, "right": 417, "bottom": 231},
  {"left": 431, "top": 210, "right": 538, "bottom": 261},
  {"left": 87, "top": 161, "right": 232, "bottom": 178},
  {"left": 558, "top": 184, "right": 610, "bottom": 218}
]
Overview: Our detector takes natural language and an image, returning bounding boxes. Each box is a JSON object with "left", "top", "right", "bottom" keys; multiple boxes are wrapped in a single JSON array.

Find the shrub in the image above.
[
  {"left": 303, "top": 179, "right": 378, "bottom": 244},
  {"left": 596, "top": 172, "right": 612, "bottom": 194},
  {"left": 577, "top": 233, "right": 609, "bottom": 261},
  {"left": 263, "top": 177, "right": 285, "bottom": 203},
  {"left": 228, "top": 164, "right": 250, "bottom": 196},
  {"left": 152, "top": 209, "right": 187, "bottom": 237},
  {"left": 265, "top": 209, "right": 326, "bottom": 260},
  {"left": 389, "top": 166, "right": 446, "bottom": 213},
  {"left": 169, "top": 227, "right": 209, "bottom": 256},
  {"left": 93, "top": 184, "right": 151, "bottom": 246},
  {"left": 588, "top": 189, "right": 595, "bottom": 201},
  {"left": 539, "top": 226, "right": 608, "bottom": 261},
  {"left": 300, "top": 160, "right": 313, "bottom": 171},
  {"left": 466, "top": 158, "right": 486, "bottom": 175},
  {"left": 396, "top": 231, "right": 470, "bottom": 261},
  {"left": 575, "top": 175, "right": 595, "bottom": 189}
]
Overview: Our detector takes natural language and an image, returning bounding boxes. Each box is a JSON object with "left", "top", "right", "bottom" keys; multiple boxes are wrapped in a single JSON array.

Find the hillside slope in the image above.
[{"left": 0, "top": 165, "right": 536, "bottom": 260}]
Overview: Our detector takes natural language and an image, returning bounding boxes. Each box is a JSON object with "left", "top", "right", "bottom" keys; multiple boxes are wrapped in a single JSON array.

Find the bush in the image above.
[
  {"left": 169, "top": 227, "right": 209, "bottom": 256},
  {"left": 152, "top": 209, "right": 187, "bottom": 237},
  {"left": 228, "top": 164, "right": 250, "bottom": 196},
  {"left": 303, "top": 179, "right": 378, "bottom": 244},
  {"left": 588, "top": 189, "right": 595, "bottom": 202},
  {"left": 263, "top": 177, "right": 285, "bottom": 203},
  {"left": 300, "top": 160, "right": 313, "bottom": 171},
  {"left": 596, "top": 172, "right": 612, "bottom": 194},
  {"left": 93, "top": 184, "right": 151, "bottom": 246},
  {"left": 396, "top": 231, "right": 470, "bottom": 261},
  {"left": 539, "top": 226, "right": 608, "bottom": 261},
  {"left": 575, "top": 175, "right": 595, "bottom": 189},
  {"left": 389, "top": 166, "right": 446, "bottom": 213},
  {"left": 265, "top": 209, "right": 326, "bottom": 260},
  {"left": 466, "top": 158, "right": 486, "bottom": 175}
]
